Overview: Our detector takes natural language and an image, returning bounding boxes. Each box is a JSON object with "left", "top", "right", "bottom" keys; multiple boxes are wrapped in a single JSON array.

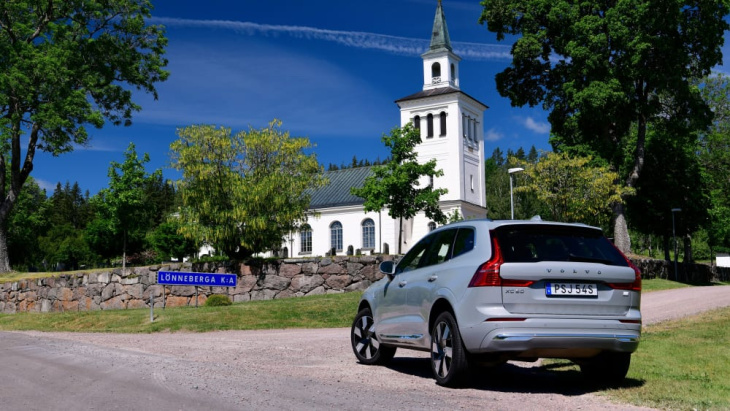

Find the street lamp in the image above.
[
  {"left": 508, "top": 167, "right": 524, "bottom": 220},
  {"left": 671, "top": 208, "right": 682, "bottom": 281}
]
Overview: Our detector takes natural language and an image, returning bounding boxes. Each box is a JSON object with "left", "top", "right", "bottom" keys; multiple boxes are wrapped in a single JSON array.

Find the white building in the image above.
[{"left": 282, "top": 1, "right": 488, "bottom": 258}]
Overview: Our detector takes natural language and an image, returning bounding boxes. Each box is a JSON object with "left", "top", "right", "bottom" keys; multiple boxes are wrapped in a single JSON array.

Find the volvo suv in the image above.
[{"left": 350, "top": 219, "right": 641, "bottom": 386}]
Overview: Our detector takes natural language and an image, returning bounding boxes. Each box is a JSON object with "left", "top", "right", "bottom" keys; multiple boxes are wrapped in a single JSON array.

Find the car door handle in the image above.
[
  {"left": 428, "top": 275, "right": 438, "bottom": 282},
  {"left": 398, "top": 281, "right": 407, "bottom": 287}
]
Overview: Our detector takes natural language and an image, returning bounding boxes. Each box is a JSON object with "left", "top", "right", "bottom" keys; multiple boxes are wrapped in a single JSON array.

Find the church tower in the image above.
[{"left": 395, "top": 0, "right": 488, "bottom": 243}]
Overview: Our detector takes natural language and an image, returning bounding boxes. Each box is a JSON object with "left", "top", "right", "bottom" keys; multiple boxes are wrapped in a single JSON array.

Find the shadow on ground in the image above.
[{"left": 385, "top": 356, "right": 645, "bottom": 395}]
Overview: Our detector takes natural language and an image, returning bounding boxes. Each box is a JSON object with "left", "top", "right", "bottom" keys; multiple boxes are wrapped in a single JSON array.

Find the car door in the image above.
[{"left": 374, "top": 233, "right": 434, "bottom": 344}]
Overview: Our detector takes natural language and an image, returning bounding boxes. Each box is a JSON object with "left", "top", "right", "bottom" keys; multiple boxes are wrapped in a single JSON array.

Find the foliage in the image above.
[
  {"left": 147, "top": 220, "right": 198, "bottom": 262},
  {"left": 514, "top": 152, "right": 632, "bottom": 229},
  {"left": 6, "top": 177, "right": 49, "bottom": 270},
  {"left": 698, "top": 74, "right": 730, "bottom": 254},
  {"left": 204, "top": 294, "right": 232, "bottom": 307},
  {"left": 0, "top": 0, "right": 168, "bottom": 272},
  {"left": 351, "top": 123, "right": 447, "bottom": 253},
  {"left": 90, "top": 143, "right": 162, "bottom": 270},
  {"left": 171, "top": 120, "right": 326, "bottom": 260},
  {"left": 480, "top": 0, "right": 729, "bottom": 252}
]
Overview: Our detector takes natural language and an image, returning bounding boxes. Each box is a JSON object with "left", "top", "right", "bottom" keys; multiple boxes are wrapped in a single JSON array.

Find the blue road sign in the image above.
[{"left": 157, "top": 271, "right": 237, "bottom": 287}]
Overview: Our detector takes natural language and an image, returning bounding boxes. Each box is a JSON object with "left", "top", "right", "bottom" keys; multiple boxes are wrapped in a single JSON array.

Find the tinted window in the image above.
[
  {"left": 452, "top": 228, "right": 475, "bottom": 259},
  {"left": 422, "top": 229, "right": 457, "bottom": 267},
  {"left": 494, "top": 225, "right": 628, "bottom": 266},
  {"left": 396, "top": 235, "right": 434, "bottom": 273}
]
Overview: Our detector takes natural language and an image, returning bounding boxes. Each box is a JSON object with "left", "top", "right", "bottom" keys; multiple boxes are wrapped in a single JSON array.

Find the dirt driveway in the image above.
[{"left": 5, "top": 285, "right": 730, "bottom": 410}]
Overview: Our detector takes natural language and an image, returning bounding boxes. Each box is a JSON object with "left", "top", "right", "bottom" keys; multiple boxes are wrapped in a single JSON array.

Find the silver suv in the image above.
[{"left": 350, "top": 219, "right": 641, "bottom": 386}]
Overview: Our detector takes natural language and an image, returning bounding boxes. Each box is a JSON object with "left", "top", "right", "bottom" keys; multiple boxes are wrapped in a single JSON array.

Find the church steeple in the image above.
[
  {"left": 428, "top": 0, "right": 452, "bottom": 52},
  {"left": 421, "top": 0, "right": 460, "bottom": 91}
]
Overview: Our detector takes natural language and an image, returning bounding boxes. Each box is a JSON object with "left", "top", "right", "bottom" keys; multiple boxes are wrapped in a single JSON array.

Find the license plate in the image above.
[{"left": 545, "top": 282, "right": 597, "bottom": 298}]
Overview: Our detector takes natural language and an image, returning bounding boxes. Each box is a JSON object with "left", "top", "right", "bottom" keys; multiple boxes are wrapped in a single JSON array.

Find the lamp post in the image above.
[
  {"left": 508, "top": 167, "right": 524, "bottom": 220},
  {"left": 671, "top": 208, "right": 682, "bottom": 281}
]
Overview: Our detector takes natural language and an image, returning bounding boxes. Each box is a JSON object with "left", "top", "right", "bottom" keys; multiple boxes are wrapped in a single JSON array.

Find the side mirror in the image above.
[{"left": 379, "top": 260, "right": 396, "bottom": 280}]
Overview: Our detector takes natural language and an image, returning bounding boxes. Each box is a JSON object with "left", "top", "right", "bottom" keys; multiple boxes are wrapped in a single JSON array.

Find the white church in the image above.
[{"left": 281, "top": 1, "right": 488, "bottom": 258}]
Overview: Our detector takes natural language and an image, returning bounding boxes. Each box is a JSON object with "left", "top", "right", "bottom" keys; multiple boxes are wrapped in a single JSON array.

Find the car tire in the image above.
[
  {"left": 431, "top": 311, "right": 469, "bottom": 387},
  {"left": 579, "top": 351, "right": 631, "bottom": 385},
  {"left": 351, "top": 307, "right": 396, "bottom": 365}
]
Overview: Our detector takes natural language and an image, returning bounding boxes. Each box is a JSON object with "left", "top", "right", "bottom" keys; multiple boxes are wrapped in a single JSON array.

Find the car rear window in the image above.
[{"left": 492, "top": 224, "right": 628, "bottom": 266}]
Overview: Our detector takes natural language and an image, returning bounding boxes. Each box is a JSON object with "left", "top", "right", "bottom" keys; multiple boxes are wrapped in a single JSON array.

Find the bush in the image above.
[{"left": 204, "top": 294, "right": 232, "bottom": 307}]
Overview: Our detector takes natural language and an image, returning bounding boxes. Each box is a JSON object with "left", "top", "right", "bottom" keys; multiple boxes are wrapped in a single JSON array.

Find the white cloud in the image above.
[
  {"left": 151, "top": 17, "right": 512, "bottom": 61},
  {"left": 484, "top": 128, "right": 503, "bottom": 142},
  {"left": 523, "top": 117, "right": 551, "bottom": 134}
]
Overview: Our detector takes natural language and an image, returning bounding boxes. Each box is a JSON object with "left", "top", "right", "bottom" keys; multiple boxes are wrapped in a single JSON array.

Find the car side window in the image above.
[
  {"left": 396, "top": 234, "right": 434, "bottom": 273},
  {"left": 451, "top": 228, "right": 475, "bottom": 259},
  {"left": 422, "top": 229, "right": 457, "bottom": 267}
]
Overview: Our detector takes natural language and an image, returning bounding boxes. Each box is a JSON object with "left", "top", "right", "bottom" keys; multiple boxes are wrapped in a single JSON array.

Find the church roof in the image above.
[
  {"left": 395, "top": 86, "right": 489, "bottom": 109},
  {"left": 308, "top": 166, "right": 374, "bottom": 209}
]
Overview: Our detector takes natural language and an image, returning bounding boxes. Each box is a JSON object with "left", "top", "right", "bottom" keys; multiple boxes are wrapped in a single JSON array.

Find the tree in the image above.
[
  {"left": 171, "top": 120, "right": 326, "bottom": 259},
  {"left": 480, "top": 0, "right": 729, "bottom": 253},
  {"left": 0, "top": 0, "right": 168, "bottom": 272},
  {"left": 351, "top": 123, "right": 447, "bottom": 254},
  {"left": 698, "top": 75, "right": 730, "bottom": 255},
  {"left": 92, "top": 143, "right": 161, "bottom": 271},
  {"left": 147, "top": 220, "right": 198, "bottom": 262},
  {"left": 515, "top": 152, "right": 633, "bottom": 230},
  {"left": 6, "top": 177, "right": 49, "bottom": 270}
]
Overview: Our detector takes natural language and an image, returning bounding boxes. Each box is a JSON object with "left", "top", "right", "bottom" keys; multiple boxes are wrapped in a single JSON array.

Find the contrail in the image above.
[{"left": 151, "top": 17, "right": 512, "bottom": 61}]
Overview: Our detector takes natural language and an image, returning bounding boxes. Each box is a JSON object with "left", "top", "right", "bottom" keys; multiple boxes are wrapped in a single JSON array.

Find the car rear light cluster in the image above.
[
  {"left": 605, "top": 241, "right": 642, "bottom": 292},
  {"left": 468, "top": 233, "right": 534, "bottom": 288}
]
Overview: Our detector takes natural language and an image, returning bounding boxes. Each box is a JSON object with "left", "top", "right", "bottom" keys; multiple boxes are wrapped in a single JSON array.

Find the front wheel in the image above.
[
  {"left": 431, "top": 311, "right": 469, "bottom": 386},
  {"left": 351, "top": 308, "right": 396, "bottom": 365}
]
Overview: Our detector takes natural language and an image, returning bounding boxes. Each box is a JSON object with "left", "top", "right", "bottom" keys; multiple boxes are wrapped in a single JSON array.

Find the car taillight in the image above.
[
  {"left": 605, "top": 240, "right": 642, "bottom": 292},
  {"left": 468, "top": 234, "right": 534, "bottom": 288}
]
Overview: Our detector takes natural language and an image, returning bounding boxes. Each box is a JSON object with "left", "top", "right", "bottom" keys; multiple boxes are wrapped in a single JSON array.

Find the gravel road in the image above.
[{"left": 3, "top": 285, "right": 729, "bottom": 411}]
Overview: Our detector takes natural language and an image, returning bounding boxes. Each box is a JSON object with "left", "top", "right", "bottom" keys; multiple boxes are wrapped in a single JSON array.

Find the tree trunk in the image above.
[
  {"left": 0, "top": 225, "right": 11, "bottom": 272},
  {"left": 397, "top": 217, "right": 403, "bottom": 254},
  {"left": 612, "top": 202, "right": 631, "bottom": 254},
  {"left": 663, "top": 235, "right": 671, "bottom": 262},
  {"left": 122, "top": 230, "right": 127, "bottom": 274},
  {"left": 684, "top": 234, "right": 692, "bottom": 264}
]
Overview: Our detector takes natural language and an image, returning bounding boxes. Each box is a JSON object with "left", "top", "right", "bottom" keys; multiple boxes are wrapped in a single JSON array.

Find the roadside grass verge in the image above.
[
  {"left": 0, "top": 292, "right": 361, "bottom": 333},
  {"left": 640, "top": 277, "right": 693, "bottom": 292},
  {"left": 543, "top": 306, "right": 730, "bottom": 410}
]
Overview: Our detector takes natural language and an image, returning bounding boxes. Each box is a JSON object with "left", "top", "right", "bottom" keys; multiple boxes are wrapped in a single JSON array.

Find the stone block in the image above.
[
  {"left": 325, "top": 275, "right": 352, "bottom": 290},
  {"left": 304, "top": 286, "right": 326, "bottom": 296},
  {"left": 262, "top": 275, "right": 290, "bottom": 291},
  {"left": 290, "top": 274, "right": 325, "bottom": 294},
  {"left": 278, "top": 263, "right": 302, "bottom": 278}
]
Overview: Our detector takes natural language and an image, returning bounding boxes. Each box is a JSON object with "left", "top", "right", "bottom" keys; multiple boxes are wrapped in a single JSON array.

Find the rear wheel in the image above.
[
  {"left": 351, "top": 308, "right": 396, "bottom": 365},
  {"left": 579, "top": 352, "right": 631, "bottom": 385},
  {"left": 431, "top": 311, "right": 469, "bottom": 387}
]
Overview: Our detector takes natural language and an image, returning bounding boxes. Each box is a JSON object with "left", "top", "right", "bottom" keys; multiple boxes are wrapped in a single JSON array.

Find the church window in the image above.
[
  {"left": 450, "top": 63, "right": 455, "bottom": 82},
  {"left": 300, "top": 225, "right": 312, "bottom": 254},
  {"left": 439, "top": 112, "right": 447, "bottom": 136},
  {"left": 431, "top": 62, "right": 441, "bottom": 83},
  {"left": 330, "top": 221, "right": 343, "bottom": 252},
  {"left": 427, "top": 114, "right": 434, "bottom": 138},
  {"left": 462, "top": 114, "right": 467, "bottom": 139},
  {"left": 470, "top": 175, "right": 474, "bottom": 192},
  {"left": 362, "top": 219, "right": 375, "bottom": 249},
  {"left": 413, "top": 115, "right": 421, "bottom": 130},
  {"left": 428, "top": 222, "right": 437, "bottom": 232}
]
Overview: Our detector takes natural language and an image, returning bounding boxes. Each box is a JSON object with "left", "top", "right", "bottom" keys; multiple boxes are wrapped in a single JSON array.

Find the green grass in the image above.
[
  {"left": 0, "top": 292, "right": 361, "bottom": 333},
  {"left": 641, "top": 277, "right": 694, "bottom": 292},
  {"left": 542, "top": 307, "right": 730, "bottom": 410}
]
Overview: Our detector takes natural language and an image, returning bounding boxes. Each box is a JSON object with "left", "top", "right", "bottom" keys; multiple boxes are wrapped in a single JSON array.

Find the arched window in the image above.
[
  {"left": 431, "top": 62, "right": 441, "bottom": 80},
  {"left": 427, "top": 113, "right": 434, "bottom": 138},
  {"left": 428, "top": 222, "right": 437, "bottom": 232},
  {"left": 300, "top": 224, "right": 312, "bottom": 254},
  {"left": 330, "top": 221, "right": 343, "bottom": 252},
  {"left": 439, "top": 112, "right": 447, "bottom": 136},
  {"left": 413, "top": 115, "right": 421, "bottom": 131},
  {"left": 362, "top": 219, "right": 375, "bottom": 249},
  {"left": 450, "top": 63, "right": 455, "bottom": 82}
]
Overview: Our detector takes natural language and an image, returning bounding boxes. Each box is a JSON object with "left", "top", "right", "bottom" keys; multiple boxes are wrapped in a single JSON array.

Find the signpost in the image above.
[{"left": 153, "top": 271, "right": 238, "bottom": 319}]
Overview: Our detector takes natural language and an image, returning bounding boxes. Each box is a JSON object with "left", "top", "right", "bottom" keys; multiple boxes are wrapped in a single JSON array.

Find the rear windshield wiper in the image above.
[{"left": 568, "top": 254, "right": 613, "bottom": 265}]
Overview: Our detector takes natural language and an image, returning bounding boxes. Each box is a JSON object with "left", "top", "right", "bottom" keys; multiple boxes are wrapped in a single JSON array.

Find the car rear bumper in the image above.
[{"left": 461, "top": 320, "right": 641, "bottom": 356}]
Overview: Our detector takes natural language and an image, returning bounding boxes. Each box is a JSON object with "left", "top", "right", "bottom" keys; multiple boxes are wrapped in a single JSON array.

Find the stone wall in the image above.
[
  {"left": 1, "top": 255, "right": 726, "bottom": 314},
  {"left": 0, "top": 256, "right": 392, "bottom": 314}
]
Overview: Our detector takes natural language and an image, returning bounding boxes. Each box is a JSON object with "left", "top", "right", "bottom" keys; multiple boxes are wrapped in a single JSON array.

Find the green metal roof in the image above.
[
  {"left": 425, "top": 0, "right": 452, "bottom": 54},
  {"left": 308, "top": 167, "right": 374, "bottom": 209}
]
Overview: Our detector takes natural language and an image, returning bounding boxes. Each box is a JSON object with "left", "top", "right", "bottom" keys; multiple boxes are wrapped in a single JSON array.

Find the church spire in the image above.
[{"left": 428, "top": 0, "right": 452, "bottom": 52}]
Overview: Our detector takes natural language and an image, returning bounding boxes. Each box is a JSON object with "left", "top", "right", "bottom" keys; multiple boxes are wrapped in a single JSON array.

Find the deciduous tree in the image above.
[
  {"left": 480, "top": 0, "right": 729, "bottom": 252},
  {"left": 351, "top": 123, "right": 447, "bottom": 254},
  {"left": 171, "top": 120, "right": 326, "bottom": 259},
  {"left": 0, "top": 0, "right": 168, "bottom": 272}
]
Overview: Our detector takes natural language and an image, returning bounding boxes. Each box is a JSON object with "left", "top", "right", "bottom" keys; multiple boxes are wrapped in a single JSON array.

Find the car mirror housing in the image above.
[{"left": 379, "top": 261, "right": 395, "bottom": 279}]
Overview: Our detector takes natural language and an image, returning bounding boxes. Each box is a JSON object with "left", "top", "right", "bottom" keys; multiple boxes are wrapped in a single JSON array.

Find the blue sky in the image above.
[{"left": 29, "top": 0, "right": 730, "bottom": 195}]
